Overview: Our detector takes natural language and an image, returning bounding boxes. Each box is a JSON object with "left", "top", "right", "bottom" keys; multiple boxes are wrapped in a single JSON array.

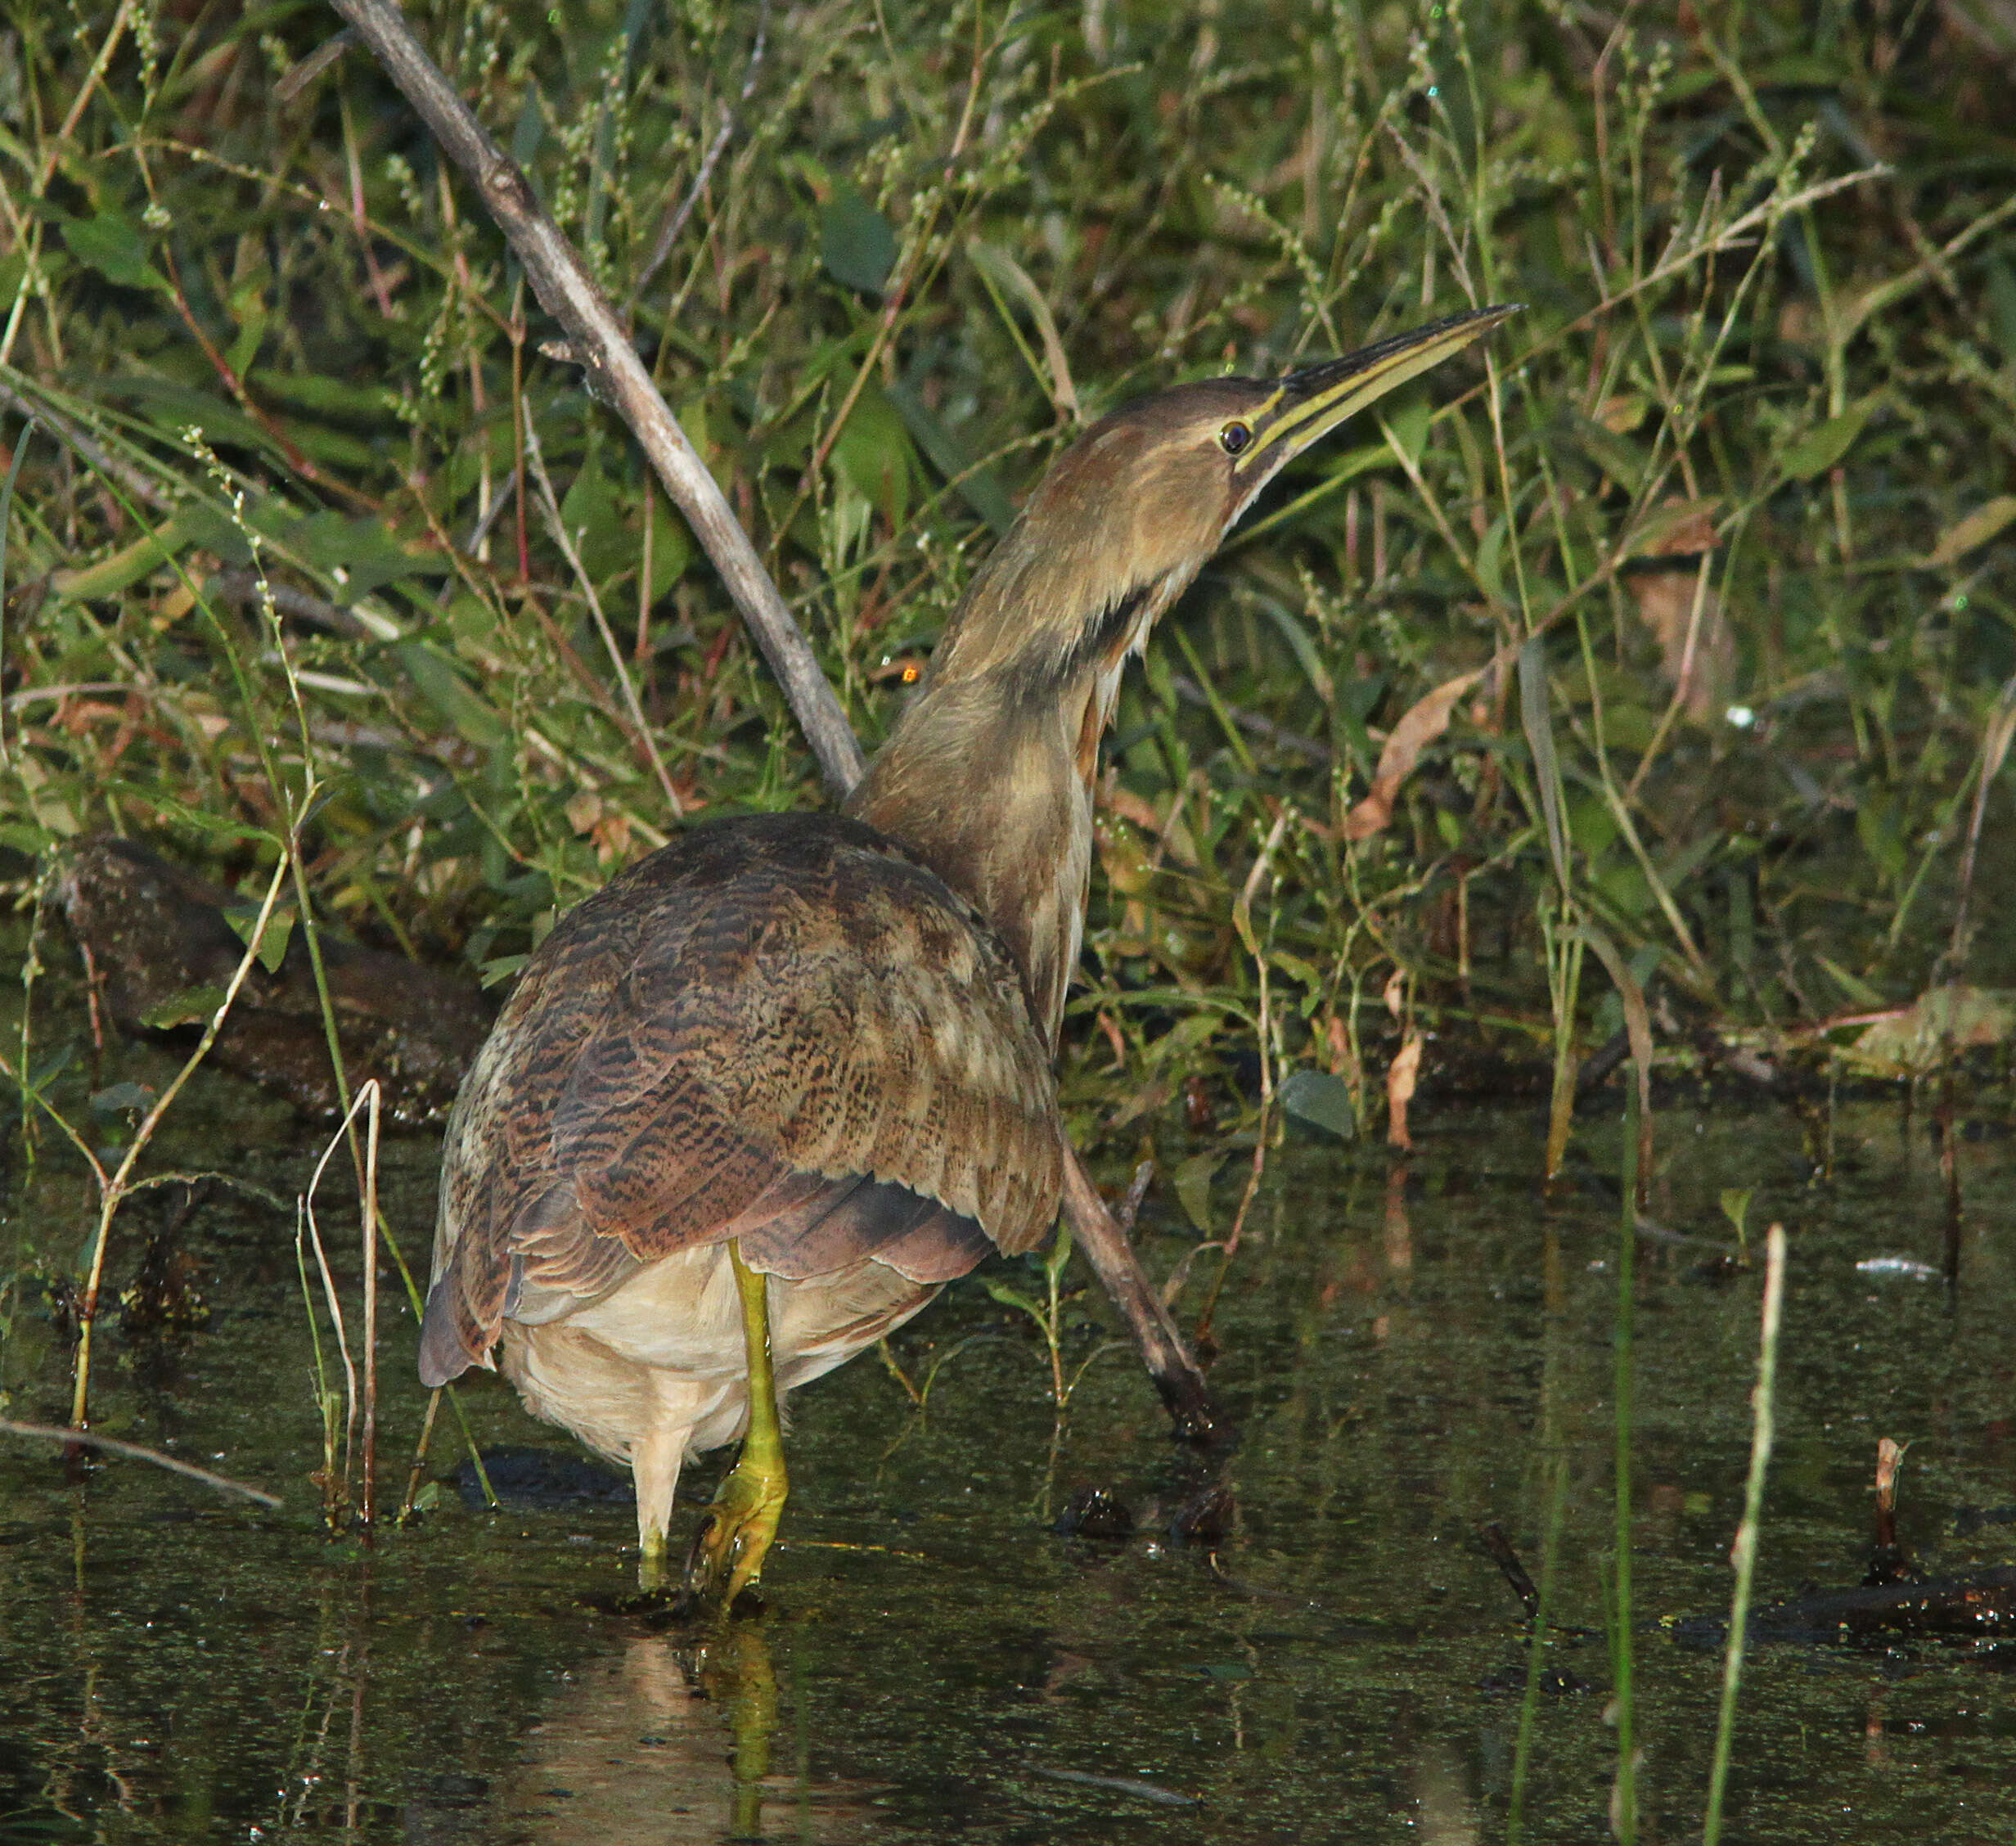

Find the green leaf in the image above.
[
  {"left": 1475, "top": 511, "right": 1509, "bottom": 604},
  {"left": 1380, "top": 399, "right": 1433, "bottom": 471},
  {"left": 253, "top": 370, "right": 400, "bottom": 420},
  {"left": 1277, "top": 1066, "right": 1357, "bottom": 1141},
  {"left": 1852, "top": 798, "right": 1906, "bottom": 888},
  {"left": 288, "top": 511, "right": 443, "bottom": 600},
  {"left": 61, "top": 211, "right": 171, "bottom": 296},
  {"left": 1577, "top": 920, "right": 1654, "bottom": 1121},
  {"left": 1757, "top": 52, "right": 1847, "bottom": 84},
  {"left": 886, "top": 380, "right": 1015, "bottom": 534},
  {"left": 140, "top": 984, "right": 229, "bottom": 1029},
  {"left": 646, "top": 492, "right": 695, "bottom": 602},
  {"left": 91, "top": 1082, "right": 157, "bottom": 1114},
  {"left": 1991, "top": 257, "right": 2016, "bottom": 360},
  {"left": 1565, "top": 790, "right": 1619, "bottom": 861},
  {"left": 1172, "top": 1150, "right": 1224, "bottom": 1232},
  {"left": 1267, "top": 945, "right": 1324, "bottom": 993},
  {"left": 1262, "top": 602, "right": 1333, "bottom": 705},
  {"left": 831, "top": 379, "right": 917, "bottom": 526},
  {"left": 55, "top": 505, "right": 234, "bottom": 603},
  {"left": 1622, "top": 497, "right": 1718, "bottom": 561},
  {"left": 1143, "top": 1009, "right": 1221, "bottom": 1069},
  {"left": 223, "top": 901, "right": 295, "bottom": 974},
  {"left": 560, "top": 456, "right": 626, "bottom": 581},
  {"left": 1572, "top": 413, "right": 1646, "bottom": 492},
  {"left": 1779, "top": 404, "right": 1871, "bottom": 480},
  {"left": 396, "top": 641, "right": 506, "bottom": 749},
  {"left": 1815, "top": 951, "right": 1887, "bottom": 1010},
  {"left": 1317, "top": 439, "right": 1399, "bottom": 486},
  {"left": 1719, "top": 1187, "right": 1753, "bottom": 1242},
  {"left": 969, "top": 237, "right": 1078, "bottom": 414},
  {"left": 107, "top": 781, "right": 280, "bottom": 846},
  {"left": 225, "top": 278, "right": 269, "bottom": 380},
  {"left": 821, "top": 187, "right": 898, "bottom": 295},
  {"left": 102, "top": 376, "right": 267, "bottom": 463},
  {"left": 511, "top": 83, "right": 546, "bottom": 167},
  {"left": 1519, "top": 639, "right": 1570, "bottom": 893},
  {"left": 1657, "top": 828, "right": 1722, "bottom": 893},
  {"left": 982, "top": 1278, "right": 1044, "bottom": 1324}
]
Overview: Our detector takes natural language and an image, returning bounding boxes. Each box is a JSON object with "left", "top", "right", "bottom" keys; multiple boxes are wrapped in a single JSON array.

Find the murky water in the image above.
[{"left": 3, "top": 1038, "right": 2014, "bottom": 1841}]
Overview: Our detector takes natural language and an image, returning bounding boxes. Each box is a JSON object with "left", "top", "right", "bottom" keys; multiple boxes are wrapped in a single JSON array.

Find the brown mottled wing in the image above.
[{"left": 419, "top": 813, "right": 1064, "bottom": 1385}]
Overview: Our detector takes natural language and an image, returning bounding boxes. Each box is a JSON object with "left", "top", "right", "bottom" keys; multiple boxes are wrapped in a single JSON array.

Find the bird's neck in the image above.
[
  {"left": 847, "top": 664, "right": 1118, "bottom": 1049},
  {"left": 846, "top": 467, "right": 1198, "bottom": 1047}
]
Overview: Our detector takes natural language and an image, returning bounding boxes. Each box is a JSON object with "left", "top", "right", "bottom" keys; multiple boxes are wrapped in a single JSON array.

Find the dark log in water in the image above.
[{"left": 53, "top": 835, "right": 493, "bottom": 1125}]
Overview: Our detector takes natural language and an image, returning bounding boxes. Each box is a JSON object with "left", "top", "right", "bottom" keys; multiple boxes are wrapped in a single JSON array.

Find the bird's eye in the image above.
[{"left": 1218, "top": 421, "right": 1252, "bottom": 456}]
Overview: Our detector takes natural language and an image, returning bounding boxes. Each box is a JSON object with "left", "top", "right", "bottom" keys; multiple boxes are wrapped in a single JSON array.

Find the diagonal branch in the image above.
[
  {"left": 326, "top": 0, "right": 865, "bottom": 795},
  {"left": 326, "top": 0, "right": 1218, "bottom": 1437}
]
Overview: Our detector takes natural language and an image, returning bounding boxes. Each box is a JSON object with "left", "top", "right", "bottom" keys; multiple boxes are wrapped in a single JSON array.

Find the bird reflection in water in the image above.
[{"left": 504, "top": 1624, "right": 871, "bottom": 1842}]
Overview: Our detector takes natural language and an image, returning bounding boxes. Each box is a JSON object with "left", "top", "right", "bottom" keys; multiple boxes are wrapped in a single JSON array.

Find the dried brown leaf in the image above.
[
  {"left": 1344, "top": 657, "right": 1501, "bottom": 841},
  {"left": 1928, "top": 494, "right": 2016, "bottom": 567},
  {"left": 1385, "top": 1029, "right": 1422, "bottom": 1150}
]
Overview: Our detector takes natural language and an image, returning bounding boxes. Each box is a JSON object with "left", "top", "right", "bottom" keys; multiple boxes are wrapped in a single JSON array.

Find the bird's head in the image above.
[{"left": 926, "top": 303, "right": 1520, "bottom": 698}]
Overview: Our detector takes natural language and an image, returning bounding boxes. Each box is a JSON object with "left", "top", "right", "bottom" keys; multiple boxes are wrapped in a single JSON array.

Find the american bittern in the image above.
[{"left": 419, "top": 304, "right": 1516, "bottom": 1605}]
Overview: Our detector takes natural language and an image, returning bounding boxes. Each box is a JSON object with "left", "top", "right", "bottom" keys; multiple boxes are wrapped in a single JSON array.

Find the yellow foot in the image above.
[{"left": 681, "top": 1453, "right": 788, "bottom": 1612}]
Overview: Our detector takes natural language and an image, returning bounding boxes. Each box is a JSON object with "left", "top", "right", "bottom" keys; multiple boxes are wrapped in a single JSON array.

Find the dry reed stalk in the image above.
[
  {"left": 65, "top": 855, "right": 290, "bottom": 1429},
  {"left": 300, "top": 1078, "right": 387, "bottom": 1526},
  {"left": 1703, "top": 1222, "right": 1789, "bottom": 1844}
]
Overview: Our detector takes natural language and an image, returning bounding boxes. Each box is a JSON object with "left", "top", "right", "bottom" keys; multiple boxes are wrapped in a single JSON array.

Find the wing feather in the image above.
[{"left": 420, "top": 814, "right": 1064, "bottom": 1384}]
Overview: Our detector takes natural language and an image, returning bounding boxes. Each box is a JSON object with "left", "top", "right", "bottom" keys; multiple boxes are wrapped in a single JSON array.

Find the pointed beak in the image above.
[{"left": 1235, "top": 303, "right": 1521, "bottom": 479}]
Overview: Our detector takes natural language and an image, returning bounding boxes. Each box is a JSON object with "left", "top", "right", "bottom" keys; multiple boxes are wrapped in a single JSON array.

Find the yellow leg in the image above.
[
  {"left": 682, "top": 1243, "right": 789, "bottom": 1610},
  {"left": 640, "top": 1531, "right": 669, "bottom": 1595}
]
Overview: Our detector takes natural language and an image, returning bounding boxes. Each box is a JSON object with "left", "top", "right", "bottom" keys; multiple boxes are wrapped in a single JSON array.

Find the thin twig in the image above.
[
  {"left": 0, "top": 415, "right": 29, "bottom": 772},
  {"left": 0, "top": 1419, "right": 282, "bottom": 1509},
  {"left": 522, "top": 416, "right": 685, "bottom": 817},
  {"left": 0, "top": 374, "right": 173, "bottom": 511},
  {"left": 360, "top": 1079, "right": 380, "bottom": 1530},
  {"left": 1944, "top": 673, "right": 2016, "bottom": 978},
  {"left": 1190, "top": 813, "right": 1293, "bottom": 1345},
  {"left": 632, "top": 0, "right": 771, "bottom": 302},
  {"left": 328, "top": 0, "right": 864, "bottom": 795},
  {"left": 35, "top": 0, "right": 137, "bottom": 195},
  {"left": 398, "top": 1388, "right": 442, "bottom": 1522},
  {"left": 1224, "top": 811, "right": 1292, "bottom": 1262},
  {"left": 1612, "top": 1076, "right": 1640, "bottom": 1844}
]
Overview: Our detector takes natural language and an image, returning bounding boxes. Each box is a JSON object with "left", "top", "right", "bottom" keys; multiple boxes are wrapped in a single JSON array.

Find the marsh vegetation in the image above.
[{"left": 2, "top": 0, "right": 2014, "bottom": 1837}]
